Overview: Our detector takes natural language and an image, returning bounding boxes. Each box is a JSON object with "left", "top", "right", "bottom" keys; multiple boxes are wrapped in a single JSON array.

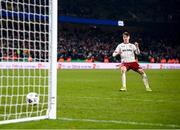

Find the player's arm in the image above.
[
  {"left": 134, "top": 42, "right": 140, "bottom": 55},
  {"left": 113, "top": 45, "right": 121, "bottom": 57}
]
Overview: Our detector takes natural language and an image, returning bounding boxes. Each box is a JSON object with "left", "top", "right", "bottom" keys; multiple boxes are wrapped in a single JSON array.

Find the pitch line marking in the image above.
[
  {"left": 58, "top": 117, "right": 180, "bottom": 128},
  {"left": 61, "top": 96, "right": 180, "bottom": 103}
]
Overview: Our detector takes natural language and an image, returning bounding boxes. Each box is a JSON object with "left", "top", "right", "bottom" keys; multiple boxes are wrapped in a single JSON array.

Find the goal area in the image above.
[{"left": 0, "top": 0, "right": 57, "bottom": 124}]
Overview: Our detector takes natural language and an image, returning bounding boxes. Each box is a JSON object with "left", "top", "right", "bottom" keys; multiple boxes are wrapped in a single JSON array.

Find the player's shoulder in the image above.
[
  {"left": 118, "top": 43, "right": 125, "bottom": 47},
  {"left": 129, "top": 43, "right": 135, "bottom": 45},
  {"left": 129, "top": 43, "right": 136, "bottom": 47},
  {"left": 117, "top": 43, "right": 125, "bottom": 48}
]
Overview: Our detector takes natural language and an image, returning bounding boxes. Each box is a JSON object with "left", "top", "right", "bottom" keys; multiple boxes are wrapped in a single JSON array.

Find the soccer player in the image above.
[{"left": 113, "top": 32, "right": 152, "bottom": 91}]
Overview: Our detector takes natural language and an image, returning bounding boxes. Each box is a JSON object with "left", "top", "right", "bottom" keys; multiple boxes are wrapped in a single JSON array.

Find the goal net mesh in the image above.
[{"left": 0, "top": 0, "right": 50, "bottom": 121}]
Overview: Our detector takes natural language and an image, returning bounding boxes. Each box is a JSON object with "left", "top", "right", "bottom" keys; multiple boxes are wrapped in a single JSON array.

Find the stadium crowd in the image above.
[
  {"left": 1, "top": 25, "right": 179, "bottom": 63},
  {"left": 57, "top": 25, "right": 180, "bottom": 63}
]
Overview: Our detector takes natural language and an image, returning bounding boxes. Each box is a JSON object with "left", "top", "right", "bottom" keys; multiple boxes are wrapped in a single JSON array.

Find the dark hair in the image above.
[{"left": 123, "top": 32, "right": 130, "bottom": 36}]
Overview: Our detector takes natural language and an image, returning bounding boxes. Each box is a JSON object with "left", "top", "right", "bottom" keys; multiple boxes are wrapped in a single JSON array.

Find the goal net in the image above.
[{"left": 0, "top": 0, "right": 57, "bottom": 124}]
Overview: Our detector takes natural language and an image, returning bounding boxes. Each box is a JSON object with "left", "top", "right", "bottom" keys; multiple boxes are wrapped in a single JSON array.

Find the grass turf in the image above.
[{"left": 0, "top": 69, "right": 180, "bottom": 129}]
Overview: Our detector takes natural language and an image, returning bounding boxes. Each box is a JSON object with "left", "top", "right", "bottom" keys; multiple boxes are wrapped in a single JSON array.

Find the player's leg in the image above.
[
  {"left": 130, "top": 62, "right": 152, "bottom": 91},
  {"left": 120, "top": 65, "right": 127, "bottom": 91},
  {"left": 136, "top": 69, "right": 152, "bottom": 91}
]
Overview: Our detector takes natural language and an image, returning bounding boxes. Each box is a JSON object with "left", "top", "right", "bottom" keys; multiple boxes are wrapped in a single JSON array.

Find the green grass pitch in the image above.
[{"left": 1, "top": 69, "right": 180, "bottom": 129}]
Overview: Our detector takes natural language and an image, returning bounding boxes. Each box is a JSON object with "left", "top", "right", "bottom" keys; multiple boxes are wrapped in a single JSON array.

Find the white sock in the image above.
[
  {"left": 122, "top": 72, "right": 126, "bottom": 88},
  {"left": 142, "top": 73, "right": 150, "bottom": 89}
]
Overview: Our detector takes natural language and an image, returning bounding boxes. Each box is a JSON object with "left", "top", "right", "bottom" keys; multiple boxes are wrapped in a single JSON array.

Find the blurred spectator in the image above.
[
  {"left": 149, "top": 56, "right": 155, "bottom": 63},
  {"left": 104, "top": 56, "right": 109, "bottom": 63},
  {"left": 66, "top": 57, "right": 72, "bottom": 62},
  {"left": 160, "top": 58, "right": 166, "bottom": 63},
  {"left": 175, "top": 58, "right": 179, "bottom": 64},
  {"left": 58, "top": 57, "right": 64, "bottom": 62}
]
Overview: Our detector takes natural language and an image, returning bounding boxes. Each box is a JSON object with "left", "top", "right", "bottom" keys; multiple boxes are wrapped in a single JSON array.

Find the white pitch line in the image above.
[
  {"left": 61, "top": 96, "right": 180, "bottom": 103},
  {"left": 58, "top": 117, "right": 180, "bottom": 128}
]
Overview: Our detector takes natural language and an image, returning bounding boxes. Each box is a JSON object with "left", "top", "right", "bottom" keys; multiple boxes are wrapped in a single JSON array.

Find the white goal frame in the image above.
[{"left": 0, "top": 0, "right": 57, "bottom": 124}]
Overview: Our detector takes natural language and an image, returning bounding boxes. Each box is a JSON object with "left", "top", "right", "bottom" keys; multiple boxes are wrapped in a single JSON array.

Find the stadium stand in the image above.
[{"left": 57, "top": 0, "right": 180, "bottom": 63}]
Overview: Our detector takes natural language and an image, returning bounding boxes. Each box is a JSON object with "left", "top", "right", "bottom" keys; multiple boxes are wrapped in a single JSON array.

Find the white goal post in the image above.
[{"left": 0, "top": 0, "right": 57, "bottom": 124}]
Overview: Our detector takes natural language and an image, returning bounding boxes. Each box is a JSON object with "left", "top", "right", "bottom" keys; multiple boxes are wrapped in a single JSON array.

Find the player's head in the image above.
[{"left": 122, "top": 32, "right": 130, "bottom": 43}]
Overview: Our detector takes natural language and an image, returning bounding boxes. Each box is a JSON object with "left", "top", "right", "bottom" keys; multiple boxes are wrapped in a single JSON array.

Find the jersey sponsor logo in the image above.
[{"left": 122, "top": 49, "right": 133, "bottom": 52}]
